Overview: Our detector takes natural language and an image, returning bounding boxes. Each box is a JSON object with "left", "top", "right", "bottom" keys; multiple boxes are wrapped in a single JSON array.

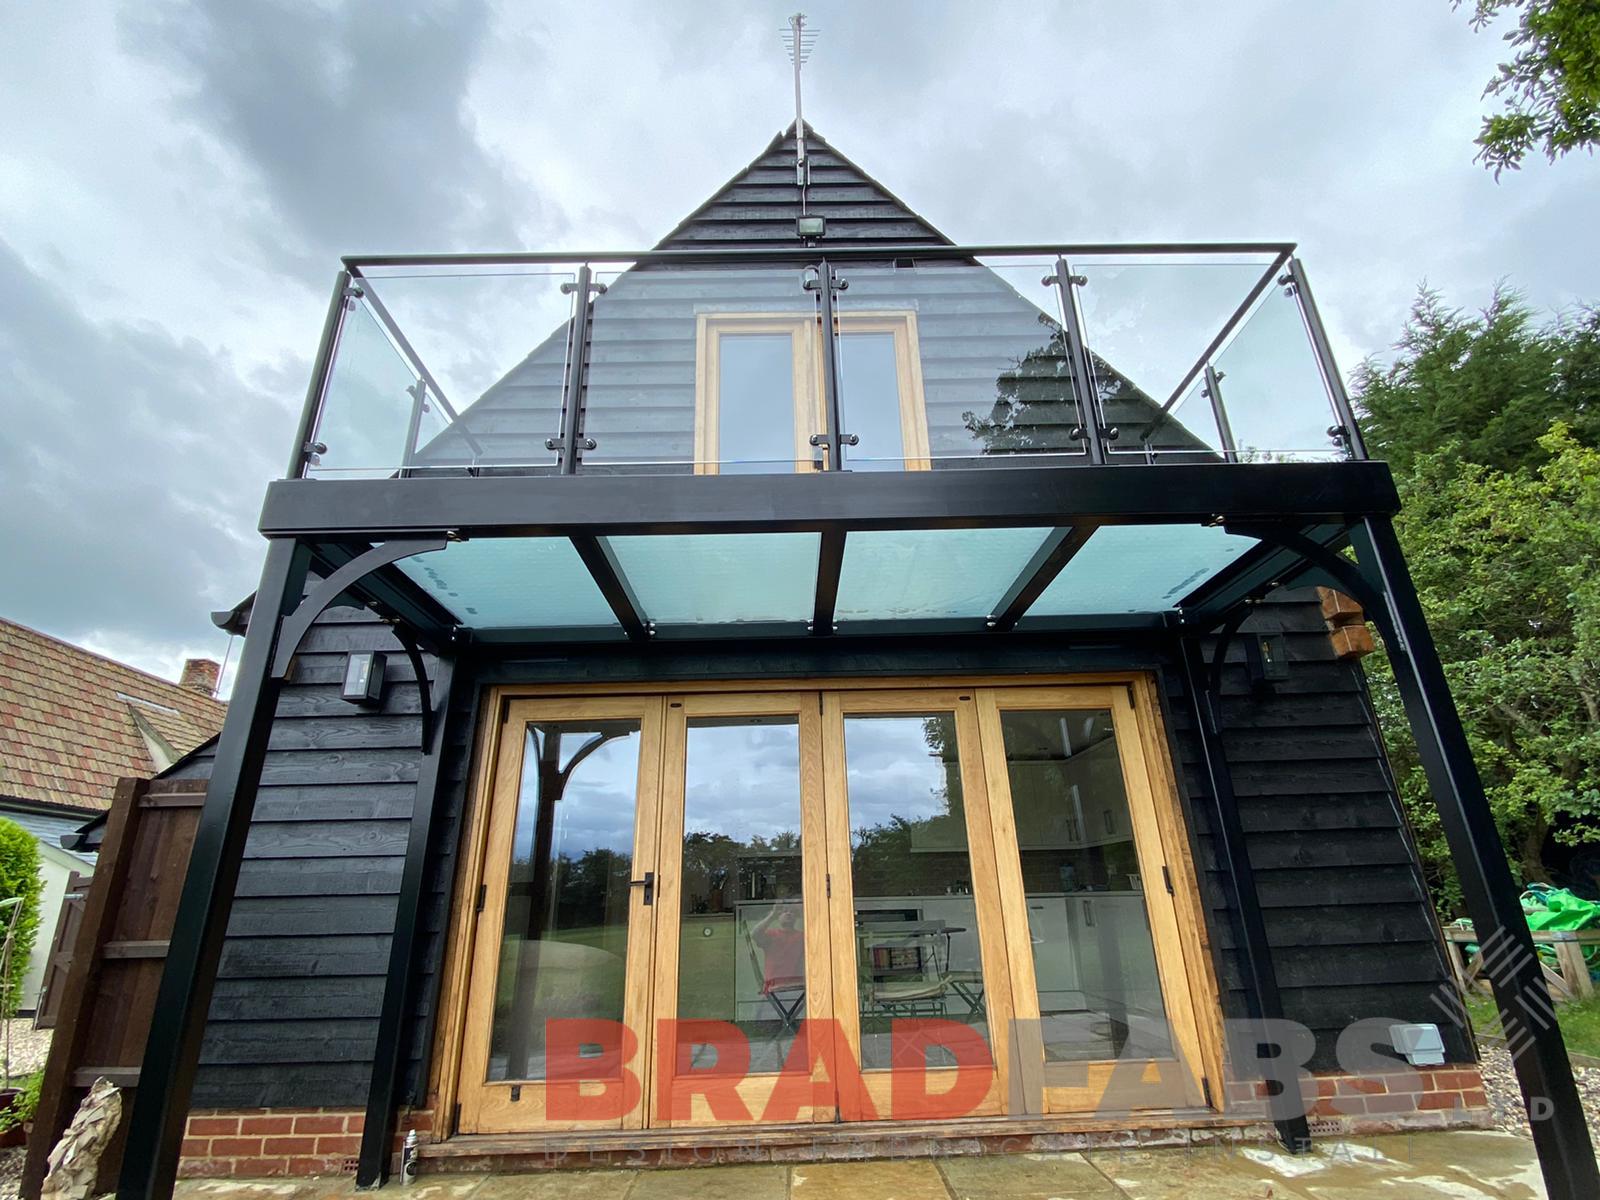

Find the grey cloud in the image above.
[
  {"left": 0, "top": 237, "right": 290, "bottom": 653},
  {"left": 117, "top": 0, "right": 557, "bottom": 274}
]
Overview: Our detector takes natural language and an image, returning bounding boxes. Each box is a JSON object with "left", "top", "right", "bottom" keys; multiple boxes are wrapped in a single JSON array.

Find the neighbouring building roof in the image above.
[
  {"left": 0, "top": 797, "right": 98, "bottom": 865},
  {"left": 0, "top": 617, "right": 227, "bottom": 812}
]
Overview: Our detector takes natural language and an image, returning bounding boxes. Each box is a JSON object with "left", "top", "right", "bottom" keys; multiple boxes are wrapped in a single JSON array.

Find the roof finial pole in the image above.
[{"left": 783, "top": 12, "right": 816, "bottom": 198}]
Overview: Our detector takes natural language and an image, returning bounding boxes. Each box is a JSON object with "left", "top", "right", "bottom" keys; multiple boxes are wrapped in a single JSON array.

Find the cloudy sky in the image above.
[{"left": 2, "top": 1, "right": 1596, "bottom": 693}]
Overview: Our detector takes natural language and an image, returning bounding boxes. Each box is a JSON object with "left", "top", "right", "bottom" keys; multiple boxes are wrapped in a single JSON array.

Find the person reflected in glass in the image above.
[{"left": 751, "top": 898, "right": 805, "bottom": 994}]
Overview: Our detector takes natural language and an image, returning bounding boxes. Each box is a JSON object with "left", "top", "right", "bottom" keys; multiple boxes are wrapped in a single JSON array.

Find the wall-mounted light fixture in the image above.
[
  {"left": 1245, "top": 633, "right": 1290, "bottom": 688},
  {"left": 342, "top": 651, "right": 386, "bottom": 707},
  {"left": 796, "top": 214, "right": 827, "bottom": 239}
]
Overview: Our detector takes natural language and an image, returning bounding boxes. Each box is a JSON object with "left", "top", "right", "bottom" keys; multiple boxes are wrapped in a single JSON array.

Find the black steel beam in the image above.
[
  {"left": 343, "top": 242, "right": 1297, "bottom": 271},
  {"left": 1176, "top": 635, "right": 1312, "bottom": 1154},
  {"left": 570, "top": 535, "right": 649, "bottom": 641},
  {"left": 1352, "top": 517, "right": 1597, "bottom": 1199},
  {"left": 261, "top": 462, "right": 1399, "bottom": 541},
  {"left": 988, "top": 526, "right": 1096, "bottom": 631},
  {"left": 356, "top": 653, "right": 458, "bottom": 1188},
  {"left": 812, "top": 528, "right": 846, "bottom": 634},
  {"left": 118, "top": 538, "right": 313, "bottom": 1200},
  {"left": 1177, "top": 524, "right": 1348, "bottom": 630}
]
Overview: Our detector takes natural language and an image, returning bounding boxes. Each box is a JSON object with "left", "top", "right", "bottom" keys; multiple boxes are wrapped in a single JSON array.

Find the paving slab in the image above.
[
  {"left": 629, "top": 1162, "right": 788, "bottom": 1200},
  {"left": 792, "top": 1158, "right": 949, "bottom": 1200},
  {"left": 938, "top": 1151, "right": 1124, "bottom": 1199},
  {"left": 471, "top": 1167, "right": 636, "bottom": 1200},
  {"left": 173, "top": 1180, "right": 357, "bottom": 1200},
  {"left": 1299, "top": 1132, "right": 1544, "bottom": 1199},
  {"left": 1086, "top": 1142, "right": 1318, "bottom": 1198}
]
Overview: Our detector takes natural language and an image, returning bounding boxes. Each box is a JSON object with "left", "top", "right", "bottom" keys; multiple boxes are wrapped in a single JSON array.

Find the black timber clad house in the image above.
[{"left": 116, "top": 127, "right": 1597, "bottom": 1199}]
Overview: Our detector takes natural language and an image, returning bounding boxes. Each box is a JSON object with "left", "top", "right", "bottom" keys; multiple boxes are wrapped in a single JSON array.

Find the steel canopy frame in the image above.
[{"left": 117, "top": 486, "right": 1600, "bottom": 1200}]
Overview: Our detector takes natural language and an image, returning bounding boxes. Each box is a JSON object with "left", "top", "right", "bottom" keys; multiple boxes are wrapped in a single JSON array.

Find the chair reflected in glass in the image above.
[{"left": 745, "top": 899, "right": 807, "bottom": 1039}]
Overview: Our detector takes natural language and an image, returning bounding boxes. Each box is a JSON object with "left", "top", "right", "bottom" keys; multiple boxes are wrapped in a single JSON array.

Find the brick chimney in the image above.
[{"left": 179, "top": 658, "right": 221, "bottom": 695}]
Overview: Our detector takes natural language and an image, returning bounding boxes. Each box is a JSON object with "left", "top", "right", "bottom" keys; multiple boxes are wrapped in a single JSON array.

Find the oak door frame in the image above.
[
  {"left": 649, "top": 691, "right": 836, "bottom": 1126},
  {"left": 820, "top": 688, "right": 1015, "bottom": 1120},
  {"left": 454, "top": 696, "right": 667, "bottom": 1133},
  {"left": 430, "top": 673, "right": 1224, "bottom": 1138},
  {"left": 973, "top": 682, "right": 1213, "bottom": 1114}
]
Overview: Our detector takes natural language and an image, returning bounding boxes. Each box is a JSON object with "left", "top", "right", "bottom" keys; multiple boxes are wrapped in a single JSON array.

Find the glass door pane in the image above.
[
  {"left": 842, "top": 712, "right": 991, "bottom": 1069},
  {"left": 676, "top": 714, "right": 807, "bottom": 1071},
  {"left": 488, "top": 718, "right": 645, "bottom": 1081},
  {"left": 993, "top": 707, "right": 1172, "bottom": 1063}
]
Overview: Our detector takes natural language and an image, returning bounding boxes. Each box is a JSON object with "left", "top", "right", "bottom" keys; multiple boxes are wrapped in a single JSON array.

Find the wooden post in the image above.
[
  {"left": 21, "top": 778, "right": 148, "bottom": 1200},
  {"left": 1551, "top": 934, "right": 1595, "bottom": 1000}
]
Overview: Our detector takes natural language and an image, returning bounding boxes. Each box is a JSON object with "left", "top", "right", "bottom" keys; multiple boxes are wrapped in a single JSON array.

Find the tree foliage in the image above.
[
  {"left": 1355, "top": 292, "right": 1600, "bottom": 911},
  {"left": 0, "top": 820, "right": 41, "bottom": 1020},
  {"left": 1458, "top": 0, "right": 1600, "bottom": 174}
]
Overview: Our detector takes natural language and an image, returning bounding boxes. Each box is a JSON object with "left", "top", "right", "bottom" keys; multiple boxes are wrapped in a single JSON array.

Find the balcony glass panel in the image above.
[
  {"left": 307, "top": 298, "right": 444, "bottom": 478},
  {"left": 581, "top": 267, "right": 818, "bottom": 474},
  {"left": 395, "top": 538, "right": 618, "bottom": 629},
  {"left": 836, "top": 527, "right": 1055, "bottom": 623},
  {"left": 832, "top": 260, "right": 1087, "bottom": 469},
  {"left": 317, "top": 267, "right": 580, "bottom": 475},
  {"left": 1213, "top": 285, "right": 1344, "bottom": 461},
  {"left": 606, "top": 533, "right": 820, "bottom": 625},
  {"left": 1027, "top": 525, "right": 1258, "bottom": 616}
]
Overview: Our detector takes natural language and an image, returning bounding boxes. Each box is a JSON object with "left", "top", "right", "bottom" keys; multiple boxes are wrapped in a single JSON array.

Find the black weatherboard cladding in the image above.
[{"left": 172, "top": 126, "right": 1465, "bottom": 1108}]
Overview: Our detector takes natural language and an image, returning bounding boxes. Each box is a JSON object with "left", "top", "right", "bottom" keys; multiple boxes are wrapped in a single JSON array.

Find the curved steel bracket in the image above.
[
  {"left": 1206, "top": 603, "right": 1255, "bottom": 716},
  {"left": 1224, "top": 523, "right": 1400, "bottom": 651},
  {"left": 392, "top": 625, "right": 435, "bottom": 753},
  {"left": 270, "top": 537, "right": 448, "bottom": 680}
]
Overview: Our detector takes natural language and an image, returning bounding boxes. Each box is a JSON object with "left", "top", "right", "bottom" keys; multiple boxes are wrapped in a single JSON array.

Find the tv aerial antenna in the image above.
[{"left": 783, "top": 13, "right": 817, "bottom": 192}]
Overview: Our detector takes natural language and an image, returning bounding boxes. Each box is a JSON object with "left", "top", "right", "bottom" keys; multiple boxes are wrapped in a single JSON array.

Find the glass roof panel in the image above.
[
  {"left": 607, "top": 533, "right": 820, "bottom": 625},
  {"left": 396, "top": 538, "right": 618, "bottom": 629},
  {"left": 1028, "top": 524, "right": 1258, "bottom": 616},
  {"left": 836, "top": 528, "right": 1055, "bottom": 622}
]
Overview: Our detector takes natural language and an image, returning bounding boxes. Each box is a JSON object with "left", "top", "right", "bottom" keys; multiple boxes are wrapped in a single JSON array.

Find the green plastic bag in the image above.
[{"left": 1521, "top": 884, "right": 1600, "bottom": 973}]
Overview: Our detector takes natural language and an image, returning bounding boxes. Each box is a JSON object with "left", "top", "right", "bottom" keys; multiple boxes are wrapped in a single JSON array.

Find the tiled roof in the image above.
[{"left": 0, "top": 618, "right": 227, "bottom": 812}]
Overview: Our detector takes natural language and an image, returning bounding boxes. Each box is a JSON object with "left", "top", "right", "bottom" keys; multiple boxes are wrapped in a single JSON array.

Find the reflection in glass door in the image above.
[
  {"left": 651, "top": 694, "right": 832, "bottom": 1126},
  {"left": 822, "top": 691, "right": 1010, "bottom": 1118},
  {"left": 977, "top": 686, "right": 1207, "bottom": 1113},
  {"left": 458, "top": 698, "right": 665, "bottom": 1133}
]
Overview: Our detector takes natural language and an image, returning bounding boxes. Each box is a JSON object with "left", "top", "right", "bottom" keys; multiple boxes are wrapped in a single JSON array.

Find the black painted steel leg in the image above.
[
  {"left": 1353, "top": 516, "right": 1598, "bottom": 1200},
  {"left": 118, "top": 538, "right": 312, "bottom": 1200},
  {"left": 356, "top": 654, "right": 458, "bottom": 1188},
  {"left": 1177, "top": 636, "right": 1312, "bottom": 1153}
]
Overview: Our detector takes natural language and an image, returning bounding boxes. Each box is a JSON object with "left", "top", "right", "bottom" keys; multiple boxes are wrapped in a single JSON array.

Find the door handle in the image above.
[{"left": 631, "top": 871, "right": 654, "bottom": 906}]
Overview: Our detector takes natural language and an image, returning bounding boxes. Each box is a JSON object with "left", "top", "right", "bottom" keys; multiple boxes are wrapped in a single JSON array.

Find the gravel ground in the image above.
[
  {"left": 1478, "top": 1038, "right": 1600, "bottom": 1139},
  {"left": 0, "top": 1020, "right": 50, "bottom": 1078}
]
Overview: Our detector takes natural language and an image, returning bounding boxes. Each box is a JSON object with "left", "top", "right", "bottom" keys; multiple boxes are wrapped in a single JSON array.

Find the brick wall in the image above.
[
  {"left": 1224, "top": 1063, "right": 1492, "bottom": 1134},
  {"left": 178, "top": 1108, "right": 434, "bottom": 1179}
]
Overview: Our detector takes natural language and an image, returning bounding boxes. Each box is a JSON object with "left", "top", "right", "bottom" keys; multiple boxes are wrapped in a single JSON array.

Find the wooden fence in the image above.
[
  {"left": 21, "top": 776, "right": 202, "bottom": 1200},
  {"left": 34, "top": 871, "right": 91, "bottom": 1030}
]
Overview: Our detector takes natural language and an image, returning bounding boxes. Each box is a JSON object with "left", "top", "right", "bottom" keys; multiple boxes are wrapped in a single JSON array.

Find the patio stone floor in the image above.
[{"left": 172, "top": 1129, "right": 1550, "bottom": 1199}]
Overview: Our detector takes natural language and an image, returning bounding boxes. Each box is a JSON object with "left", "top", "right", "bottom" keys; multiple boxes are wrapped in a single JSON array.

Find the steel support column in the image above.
[
  {"left": 1177, "top": 636, "right": 1312, "bottom": 1153},
  {"left": 1352, "top": 516, "right": 1598, "bottom": 1200},
  {"left": 118, "top": 538, "right": 313, "bottom": 1200},
  {"left": 356, "top": 653, "right": 460, "bottom": 1188}
]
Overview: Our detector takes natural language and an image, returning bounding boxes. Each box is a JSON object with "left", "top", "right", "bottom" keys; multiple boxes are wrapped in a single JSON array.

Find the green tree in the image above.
[
  {"left": 1353, "top": 289, "right": 1600, "bottom": 476},
  {"left": 1458, "top": 0, "right": 1600, "bottom": 174},
  {"left": 0, "top": 820, "right": 41, "bottom": 1020},
  {"left": 1364, "top": 426, "right": 1600, "bottom": 909}
]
